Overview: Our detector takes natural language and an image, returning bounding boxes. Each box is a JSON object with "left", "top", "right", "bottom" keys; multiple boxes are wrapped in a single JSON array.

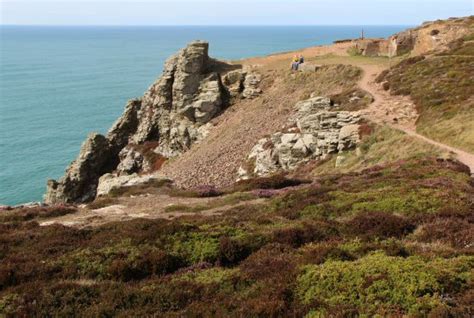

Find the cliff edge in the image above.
[{"left": 45, "top": 41, "right": 260, "bottom": 204}]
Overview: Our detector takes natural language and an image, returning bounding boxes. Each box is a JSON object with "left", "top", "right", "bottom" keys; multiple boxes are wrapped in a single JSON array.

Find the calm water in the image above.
[{"left": 0, "top": 25, "right": 409, "bottom": 205}]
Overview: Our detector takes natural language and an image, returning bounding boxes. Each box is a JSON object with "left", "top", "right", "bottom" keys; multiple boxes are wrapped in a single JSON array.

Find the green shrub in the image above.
[
  {"left": 347, "top": 46, "right": 362, "bottom": 56},
  {"left": 297, "top": 252, "right": 474, "bottom": 316},
  {"left": 168, "top": 232, "right": 220, "bottom": 264}
]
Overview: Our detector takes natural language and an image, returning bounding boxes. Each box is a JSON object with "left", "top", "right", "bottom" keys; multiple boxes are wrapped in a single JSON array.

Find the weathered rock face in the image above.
[
  {"left": 45, "top": 133, "right": 113, "bottom": 204},
  {"left": 45, "top": 41, "right": 261, "bottom": 204},
  {"left": 222, "top": 70, "right": 246, "bottom": 97},
  {"left": 242, "top": 72, "right": 262, "bottom": 99},
  {"left": 238, "top": 96, "right": 361, "bottom": 180},
  {"left": 389, "top": 30, "right": 418, "bottom": 56},
  {"left": 130, "top": 41, "right": 224, "bottom": 154},
  {"left": 116, "top": 146, "right": 146, "bottom": 175}
]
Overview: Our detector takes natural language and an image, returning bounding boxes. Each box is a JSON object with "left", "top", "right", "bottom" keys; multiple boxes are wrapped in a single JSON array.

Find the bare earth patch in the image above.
[{"left": 39, "top": 194, "right": 268, "bottom": 228}]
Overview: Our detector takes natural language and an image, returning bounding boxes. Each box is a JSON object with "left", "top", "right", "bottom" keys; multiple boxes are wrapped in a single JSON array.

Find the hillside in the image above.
[
  {"left": 377, "top": 25, "right": 474, "bottom": 153},
  {"left": 1, "top": 17, "right": 474, "bottom": 317}
]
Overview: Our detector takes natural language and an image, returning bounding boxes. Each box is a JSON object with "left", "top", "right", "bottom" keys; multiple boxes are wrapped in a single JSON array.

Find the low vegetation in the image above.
[
  {"left": 1, "top": 157, "right": 473, "bottom": 316},
  {"left": 281, "top": 64, "right": 363, "bottom": 101},
  {"left": 0, "top": 205, "right": 77, "bottom": 223}
]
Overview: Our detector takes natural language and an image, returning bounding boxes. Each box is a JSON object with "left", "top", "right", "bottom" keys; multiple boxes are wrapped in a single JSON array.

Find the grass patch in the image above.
[{"left": 306, "top": 124, "right": 447, "bottom": 176}]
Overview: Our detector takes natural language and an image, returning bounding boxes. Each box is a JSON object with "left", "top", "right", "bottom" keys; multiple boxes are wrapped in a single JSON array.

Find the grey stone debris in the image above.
[{"left": 238, "top": 95, "right": 361, "bottom": 180}]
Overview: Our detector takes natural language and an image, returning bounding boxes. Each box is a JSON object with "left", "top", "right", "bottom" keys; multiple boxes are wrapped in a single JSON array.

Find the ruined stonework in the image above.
[
  {"left": 238, "top": 96, "right": 361, "bottom": 180},
  {"left": 45, "top": 41, "right": 261, "bottom": 204},
  {"left": 346, "top": 17, "right": 472, "bottom": 58},
  {"left": 389, "top": 16, "right": 473, "bottom": 56}
]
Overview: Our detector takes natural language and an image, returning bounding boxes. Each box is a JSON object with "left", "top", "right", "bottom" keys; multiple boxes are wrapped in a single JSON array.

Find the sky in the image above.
[{"left": 0, "top": 0, "right": 472, "bottom": 26}]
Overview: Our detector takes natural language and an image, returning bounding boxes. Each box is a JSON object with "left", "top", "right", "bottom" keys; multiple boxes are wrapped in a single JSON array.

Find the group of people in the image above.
[{"left": 291, "top": 54, "right": 305, "bottom": 71}]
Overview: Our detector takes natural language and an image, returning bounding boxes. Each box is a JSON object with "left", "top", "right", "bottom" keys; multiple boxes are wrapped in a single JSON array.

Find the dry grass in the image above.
[
  {"left": 378, "top": 35, "right": 474, "bottom": 152},
  {"left": 417, "top": 108, "right": 474, "bottom": 154},
  {"left": 306, "top": 125, "right": 448, "bottom": 176}
]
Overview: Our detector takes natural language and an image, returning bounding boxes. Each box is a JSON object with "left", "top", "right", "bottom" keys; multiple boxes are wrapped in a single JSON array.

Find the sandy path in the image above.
[{"left": 358, "top": 64, "right": 474, "bottom": 175}]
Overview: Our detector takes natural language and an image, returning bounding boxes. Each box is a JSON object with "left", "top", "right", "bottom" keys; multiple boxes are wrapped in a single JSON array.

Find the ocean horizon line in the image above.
[{"left": 0, "top": 24, "right": 414, "bottom": 28}]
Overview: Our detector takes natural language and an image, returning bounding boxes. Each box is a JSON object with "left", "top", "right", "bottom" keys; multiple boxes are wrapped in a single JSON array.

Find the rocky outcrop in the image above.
[
  {"left": 45, "top": 41, "right": 261, "bottom": 204},
  {"left": 238, "top": 96, "right": 361, "bottom": 179}
]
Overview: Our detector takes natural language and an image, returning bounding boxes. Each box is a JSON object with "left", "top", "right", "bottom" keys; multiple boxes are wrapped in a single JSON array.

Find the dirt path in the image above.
[
  {"left": 357, "top": 64, "right": 474, "bottom": 175},
  {"left": 40, "top": 194, "right": 268, "bottom": 228}
]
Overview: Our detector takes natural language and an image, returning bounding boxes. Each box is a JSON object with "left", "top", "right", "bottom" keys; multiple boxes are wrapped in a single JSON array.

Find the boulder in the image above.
[
  {"left": 248, "top": 138, "right": 279, "bottom": 176},
  {"left": 335, "top": 155, "right": 347, "bottom": 167},
  {"left": 294, "top": 96, "right": 332, "bottom": 120},
  {"left": 96, "top": 173, "right": 171, "bottom": 197}
]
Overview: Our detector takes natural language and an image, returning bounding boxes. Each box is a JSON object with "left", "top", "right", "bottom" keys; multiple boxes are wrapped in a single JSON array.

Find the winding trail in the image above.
[{"left": 358, "top": 63, "right": 474, "bottom": 175}]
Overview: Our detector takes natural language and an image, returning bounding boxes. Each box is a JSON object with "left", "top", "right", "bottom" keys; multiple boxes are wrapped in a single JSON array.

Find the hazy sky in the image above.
[{"left": 1, "top": 0, "right": 472, "bottom": 26}]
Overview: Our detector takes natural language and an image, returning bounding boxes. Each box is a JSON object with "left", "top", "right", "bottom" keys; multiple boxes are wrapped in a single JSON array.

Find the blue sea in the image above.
[{"left": 0, "top": 25, "right": 409, "bottom": 205}]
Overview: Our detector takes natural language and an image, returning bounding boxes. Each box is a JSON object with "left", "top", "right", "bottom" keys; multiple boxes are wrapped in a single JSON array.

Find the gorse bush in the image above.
[{"left": 297, "top": 252, "right": 474, "bottom": 316}]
